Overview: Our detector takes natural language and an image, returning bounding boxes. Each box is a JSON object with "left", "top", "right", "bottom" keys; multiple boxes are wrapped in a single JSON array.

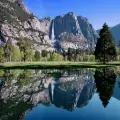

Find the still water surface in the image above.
[{"left": 0, "top": 68, "right": 120, "bottom": 120}]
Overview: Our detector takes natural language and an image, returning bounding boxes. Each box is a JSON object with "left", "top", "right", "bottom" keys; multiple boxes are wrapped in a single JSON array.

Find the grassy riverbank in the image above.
[{"left": 0, "top": 61, "right": 120, "bottom": 69}]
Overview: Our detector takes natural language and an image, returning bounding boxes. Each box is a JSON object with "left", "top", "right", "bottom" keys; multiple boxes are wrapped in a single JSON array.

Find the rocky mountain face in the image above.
[
  {"left": 77, "top": 16, "right": 98, "bottom": 48},
  {"left": 0, "top": 0, "right": 55, "bottom": 52},
  {"left": 50, "top": 12, "right": 98, "bottom": 50},
  {"left": 97, "top": 23, "right": 120, "bottom": 45},
  {"left": 110, "top": 24, "right": 120, "bottom": 45},
  {"left": 0, "top": 0, "right": 98, "bottom": 52}
]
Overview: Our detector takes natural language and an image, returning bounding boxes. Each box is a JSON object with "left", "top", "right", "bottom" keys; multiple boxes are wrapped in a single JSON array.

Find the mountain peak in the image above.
[
  {"left": 78, "top": 16, "right": 88, "bottom": 22},
  {"left": 16, "top": 0, "right": 24, "bottom": 7},
  {"left": 67, "top": 12, "right": 75, "bottom": 15}
]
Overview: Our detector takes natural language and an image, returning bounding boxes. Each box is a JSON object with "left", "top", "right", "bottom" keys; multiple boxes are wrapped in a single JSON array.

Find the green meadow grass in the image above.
[{"left": 0, "top": 61, "right": 120, "bottom": 69}]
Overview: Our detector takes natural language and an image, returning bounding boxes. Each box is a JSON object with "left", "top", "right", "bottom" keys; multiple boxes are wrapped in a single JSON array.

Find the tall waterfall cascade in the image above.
[{"left": 49, "top": 20, "right": 55, "bottom": 40}]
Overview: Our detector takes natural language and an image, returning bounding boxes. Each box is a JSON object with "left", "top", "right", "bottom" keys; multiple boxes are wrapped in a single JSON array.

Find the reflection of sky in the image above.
[
  {"left": 24, "top": 0, "right": 120, "bottom": 29},
  {"left": 24, "top": 94, "right": 120, "bottom": 120},
  {"left": 113, "top": 77, "right": 120, "bottom": 100}
]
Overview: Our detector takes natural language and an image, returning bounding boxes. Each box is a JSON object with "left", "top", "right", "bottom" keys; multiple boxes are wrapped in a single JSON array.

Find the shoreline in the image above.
[{"left": 0, "top": 62, "right": 120, "bottom": 69}]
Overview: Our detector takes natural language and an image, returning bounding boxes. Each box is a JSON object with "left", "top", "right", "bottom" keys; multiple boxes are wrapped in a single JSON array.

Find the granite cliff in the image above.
[
  {"left": 0, "top": 0, "right": 98, "bottom": 52},
  {"left": 49, "top": 12, "right": 98, "bottom": 50}
]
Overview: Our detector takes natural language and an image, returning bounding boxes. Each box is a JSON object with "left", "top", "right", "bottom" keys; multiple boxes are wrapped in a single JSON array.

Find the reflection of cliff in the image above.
[
  {"left": 0, "top": 69, "right": 95, "bottom": 119},
  {"left": 77, "top": 80, "right": 95, "bottom": 108},
  {"left": 0, "top": 77, "right": 4, "bottom": 89},
  {"left": 49, "top": 71, "right": 95, "bottom": 111},
  {"left": 0, "top": 69, "right": 53, "bottom": 120}
]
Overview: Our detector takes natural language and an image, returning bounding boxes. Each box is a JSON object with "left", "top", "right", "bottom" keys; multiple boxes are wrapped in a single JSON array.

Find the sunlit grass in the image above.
[{"left": 0, "top": 61, "right": 120, "bottom": 69}]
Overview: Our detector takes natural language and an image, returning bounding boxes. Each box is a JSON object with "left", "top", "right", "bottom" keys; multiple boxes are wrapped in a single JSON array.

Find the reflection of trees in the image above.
[
  {"left": 17, "top": 70, "right": 32, "bottom": 89},
  {"left": 94, "top": 68, "right": 116, "bottom": 108},
  {"left": 3, "top": 69, "right": 14, "bottom": 82},
  {"left": 0, "top": 99, "right": 33, "bottom": 120}
]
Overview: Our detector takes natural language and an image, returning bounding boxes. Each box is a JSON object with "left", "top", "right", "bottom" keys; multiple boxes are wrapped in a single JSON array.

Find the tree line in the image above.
[
  {"left": 0, "top": 23, "right": 119, "bottom": 63},
  {"left": 0, "top": 37, "right": 95, "bottom": 62}
]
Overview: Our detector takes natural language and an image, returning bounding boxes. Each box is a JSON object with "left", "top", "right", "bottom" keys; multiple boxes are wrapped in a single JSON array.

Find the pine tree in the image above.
[
  {"left": 94, "top": 68, "right": 116, "bottom": 108},
  {"left": 94, "top": 23, "right": 117, "bottom": 64},
  {"left": 68, "top": 48, "right": 73, "bottom": 61},
  {"left": 34, "top": 50, "right": 40, "bottom": 61},
  {"left": 118, "top": 40, "right": 120, "bottom": 54},
  {"left": 41, "top": 50, "right": 47, "bottom": 58}
]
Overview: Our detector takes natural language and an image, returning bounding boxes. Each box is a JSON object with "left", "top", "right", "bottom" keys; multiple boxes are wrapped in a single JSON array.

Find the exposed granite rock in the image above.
[
  {"left": 59, "top": 32, "right": 88, "bottom": 50},
  {"left": 0, "top": 20, "right": 55, "bottom": 52},
  {"left": 0, "top": 0, "right": 98, "bottom": 52},
  {"left": 49, "top": 12, "right": 98, "bottom": 50},
  {"left": 53, "top": 12, "right": 83, "bottom": 39},
  {"left": 0, "top": 0, "right": 55, "bottom": 52},
  {"left": 77, "top": 16, "right": 98, "bottom": 49}
]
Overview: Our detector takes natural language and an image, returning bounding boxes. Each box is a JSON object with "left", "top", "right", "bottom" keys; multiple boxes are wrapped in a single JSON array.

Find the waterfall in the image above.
[
  {"left": 49, "top": 20, "right": 55, "bottom": 40},
  {"left": 51, "top": 82, "right": 55, "bottom": 101},
  {"left": 49, "top": 81, "right": 56, "bottom": 103}
]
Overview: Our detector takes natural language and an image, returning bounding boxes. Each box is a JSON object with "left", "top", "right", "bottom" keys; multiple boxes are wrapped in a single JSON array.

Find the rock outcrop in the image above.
[
  {"left": 77, "top": 16, "right": 98, "bottom": 48},
  {"left": 0, "top": 0, "right": 55, "bottom": 52},
  {"left": 0, "top": 0, "right": 98, "bottom": 52},
  {"left": 49, "top": 12, "right": 98, "bottom": 50}
]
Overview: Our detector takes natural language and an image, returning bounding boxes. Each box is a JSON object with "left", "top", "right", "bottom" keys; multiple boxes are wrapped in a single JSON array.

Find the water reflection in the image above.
[
  {"left": 49, "top": 71, "right": 95, "bottom": 111},
  {"left": 94, "top": 68, "right": 116, "bottom": 108},
  {"left": 0, "top": 68, "right": 119, "bottom": 120}
]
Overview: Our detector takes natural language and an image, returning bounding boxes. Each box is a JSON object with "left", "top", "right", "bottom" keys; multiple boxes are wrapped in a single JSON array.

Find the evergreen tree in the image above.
[
  {"left": 94, "top": 68, "right": 116, "bottom": 108},
  {"left": 17, "top": 70, "right": 32, "bottom": 89},
  {"left": 94, "top": 23, "right": 117, "bottom": 64},
  {"left": 118, "top": 40, "right": 120, "bottom": 55},
  {"left": 41, "top": 50, "right": 47, "bottom": 58},
  {"left": 68, "top": 48, "right": 73, "bottom": 61},
  {"left": 34, "top": 50, "right": 40, "bottom": 61}
]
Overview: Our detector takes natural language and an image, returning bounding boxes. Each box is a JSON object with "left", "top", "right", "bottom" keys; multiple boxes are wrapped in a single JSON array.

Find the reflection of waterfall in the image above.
[
  {"left": 49, "top": 74, "right": 96, "bottom": 111},
  {"left": 0, "top": 78, "right": 4, "bottom": 89},
  {"left": 49, "top": 20, "right": 55, "bottom": 40}
]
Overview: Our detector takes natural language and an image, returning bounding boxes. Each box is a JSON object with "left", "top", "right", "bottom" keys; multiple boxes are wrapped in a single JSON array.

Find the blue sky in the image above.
[{"left": 24, "top": 0, "right": 120, "bottom": 29}]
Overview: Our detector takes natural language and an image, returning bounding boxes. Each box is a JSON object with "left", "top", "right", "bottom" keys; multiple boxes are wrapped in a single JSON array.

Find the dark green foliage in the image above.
[
  {"left": 95, "top": 23, "right": 117, "bottom": 64},
  {"left": 3, "top": 69, "right": 14, "bottom": 82},
  {"left": 67, "top": 48, "right": 72, "bottom": 61},
  {"left": 118, "top": 40, "right": 120, "bottom": 54},
  {"left": 67, "top": 48, "right": 87, "bottom": 61},
  {"left": 44, "top": 16, "right": 51, "bottom": 21},
  {"left": 94, "top": 68, "right": 116, "bottom": 108},
  {"left": 41, "top": 50, "right": 48, "bottom": 57},
  {"left": 17, "top": 70, "right": 32, "bottom": 89},
  {"left": 17, "top": 37, "right": 32, "bottom": 62},
  {"left": 34, "top": 50, "right": 40, "bottom": 61}
]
